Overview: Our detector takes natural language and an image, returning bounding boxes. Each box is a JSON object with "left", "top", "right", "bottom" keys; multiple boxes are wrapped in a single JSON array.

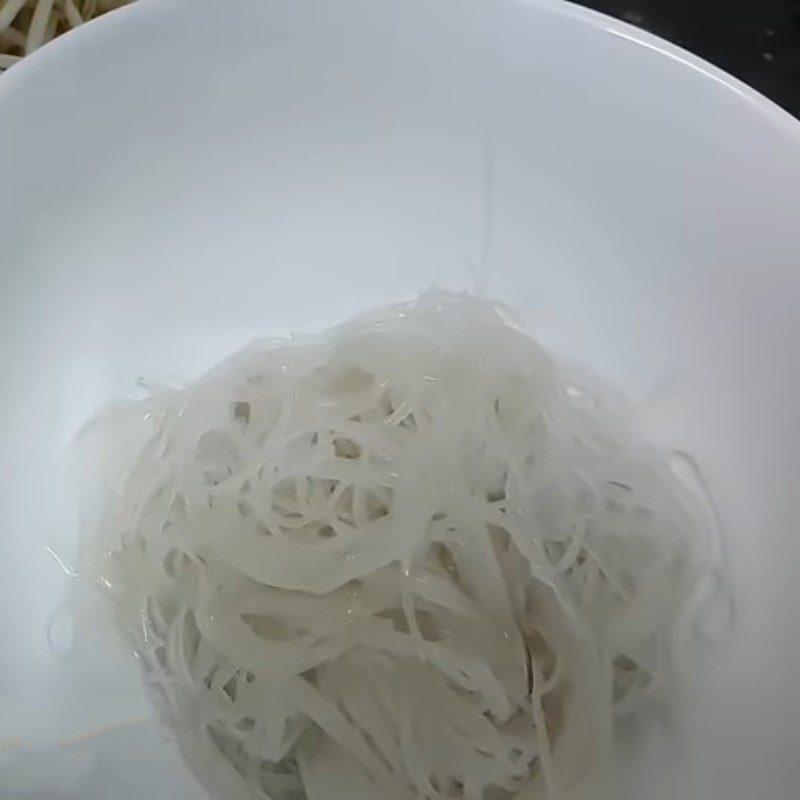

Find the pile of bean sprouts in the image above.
[
  {"left": 0, "top": 0, "right": 130, "bottom": 71},
  {"left": 80, "top": 291, "right": 703, "bottom": 800}
]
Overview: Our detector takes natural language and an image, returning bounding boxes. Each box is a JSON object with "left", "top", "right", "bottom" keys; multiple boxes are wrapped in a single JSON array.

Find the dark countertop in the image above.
[{"left": 575, "top": 0, "right": 800, "bottom": 117}]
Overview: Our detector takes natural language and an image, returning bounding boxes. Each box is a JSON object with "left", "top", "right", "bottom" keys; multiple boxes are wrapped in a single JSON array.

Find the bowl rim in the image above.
[
  {"left": 2, "top": 0, "right": 799, "bottom": 149},
  {"left": 554, "top": 0, "right": 800, "bottom": 139}
]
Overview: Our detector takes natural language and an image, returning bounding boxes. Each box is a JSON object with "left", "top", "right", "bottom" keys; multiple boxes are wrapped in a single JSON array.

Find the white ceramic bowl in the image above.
[{"left": 2, "top": 1, "right": 800, "bottom": 797}]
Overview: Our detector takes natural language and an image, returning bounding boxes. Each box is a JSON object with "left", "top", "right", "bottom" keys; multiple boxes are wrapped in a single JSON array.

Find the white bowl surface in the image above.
[{"left": 1, "top": 0, "right": 800, "bottom": 797}]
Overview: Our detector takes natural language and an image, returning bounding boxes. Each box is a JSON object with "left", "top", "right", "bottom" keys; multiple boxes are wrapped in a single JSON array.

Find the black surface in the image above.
[{"left": 574, "top": 0, "right": 800, "bottom": 117}]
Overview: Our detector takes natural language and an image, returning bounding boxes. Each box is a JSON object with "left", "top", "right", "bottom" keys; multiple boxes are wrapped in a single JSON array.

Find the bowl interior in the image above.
[{"left": 1, "top": 1, "right": 800, "bottom": 797}]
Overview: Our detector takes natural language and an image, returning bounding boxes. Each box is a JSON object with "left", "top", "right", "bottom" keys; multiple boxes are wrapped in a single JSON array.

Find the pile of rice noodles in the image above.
[{"left": 80, "top": 291, "right": 703, "bottom": 800}]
